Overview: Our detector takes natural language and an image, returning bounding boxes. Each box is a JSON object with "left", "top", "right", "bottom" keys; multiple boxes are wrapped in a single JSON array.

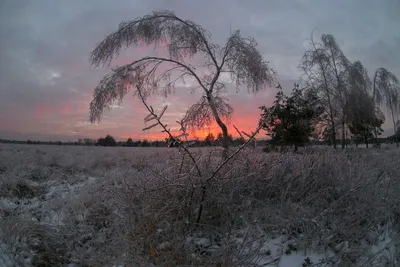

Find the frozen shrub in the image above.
[{"left": 0, "top": 176, "right": 44, "bottom": 199}]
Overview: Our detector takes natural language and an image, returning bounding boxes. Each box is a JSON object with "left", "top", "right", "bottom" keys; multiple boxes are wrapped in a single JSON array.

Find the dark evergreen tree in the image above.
[{"left": 260, "top": 84, "right": 323, "bottom": 151}]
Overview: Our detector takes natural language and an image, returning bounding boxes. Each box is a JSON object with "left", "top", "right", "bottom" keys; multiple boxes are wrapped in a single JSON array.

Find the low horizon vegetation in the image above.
[{"left": 1, "top": 132, "right": 399, "bottom": 150}]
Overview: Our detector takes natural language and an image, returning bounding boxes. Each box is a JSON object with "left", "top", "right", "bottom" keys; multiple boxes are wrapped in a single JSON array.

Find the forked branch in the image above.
[{"left": 135, "top": 82, "right": 203, "bottom": 178}]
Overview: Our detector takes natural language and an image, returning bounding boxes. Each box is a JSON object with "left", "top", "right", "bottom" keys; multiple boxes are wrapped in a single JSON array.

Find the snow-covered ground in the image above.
[{"left": 0, "top": 144, "right": 399, "bottom": 266}]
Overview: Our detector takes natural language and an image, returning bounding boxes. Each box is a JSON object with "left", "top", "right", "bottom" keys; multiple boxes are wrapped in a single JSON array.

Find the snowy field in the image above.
[{"left": 0, "top": 143, "right": 399, "bottom": 266}]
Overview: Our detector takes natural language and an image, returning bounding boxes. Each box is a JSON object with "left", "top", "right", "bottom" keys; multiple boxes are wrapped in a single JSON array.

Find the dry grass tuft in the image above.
[{"left": 0, "top": 216, "right": 70, "bottom": 266}]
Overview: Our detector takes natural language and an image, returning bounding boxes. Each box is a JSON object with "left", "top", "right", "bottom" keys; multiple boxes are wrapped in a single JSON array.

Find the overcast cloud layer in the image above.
[{"left": 1, "top": 0, "right": 399, "bottom": 141}]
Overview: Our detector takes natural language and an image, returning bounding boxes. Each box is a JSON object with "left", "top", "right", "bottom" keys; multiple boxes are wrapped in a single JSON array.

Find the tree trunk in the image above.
[
  {"left": 317, "top": 55, "right": 336, "bottom": 150},
  {"left": 207, "top": 94, "right": 229, "bottom": 159},
  {"left": 326, "top": 97, "right": 337, "bottom": 149},
  {"left": 364, "top": 134, "right": 369, "bottom": 148},
  {"left": 331, "top": 122, "right": 337, "bottom": 149},
  {"left": 221, "top": 125, "right": 229, "bottom": 159},
  {"left": 328, "top": 47, "right": 344, "bottom": 150},
  {"left": 373, "top": 128, "right": 380, "bottom": 147},
  {"left": 341, "top": 120, "right": 346, "bottom": 149},
  {"left": 372, "top": 81, "right": 381, "bottom": 148}
]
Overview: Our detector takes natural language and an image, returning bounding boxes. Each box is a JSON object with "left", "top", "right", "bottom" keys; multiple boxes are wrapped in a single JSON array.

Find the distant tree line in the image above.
[
  {"left": 1, "top": 132, "right": 398, "bottom": 149},
  {"left": 0, "top": 134, "right": 257, "bottom": 147}
]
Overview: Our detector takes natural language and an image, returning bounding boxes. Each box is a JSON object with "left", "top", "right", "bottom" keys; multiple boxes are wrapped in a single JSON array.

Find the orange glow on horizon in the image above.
[{"left": 118, "top": 119, "right": 266, "bottom": 141}]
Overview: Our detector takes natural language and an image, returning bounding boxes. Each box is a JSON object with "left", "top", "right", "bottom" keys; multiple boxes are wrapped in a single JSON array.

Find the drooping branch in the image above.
[
  {"left": 348, "top": 61, "right": 371, "bottom": 94},
  {"left": 222, "top": 30, "right": 276, "bottom": 93},
  {"left": 373, "top": 67, "right": 399, "bottom": 108},
  {"left": 89, "top": 56, "right": 209, "bottom": 123},
  {"left": 89, "top": 67, "right": 134, "bottom": 124},
  {"left": 321, "top": 34, "right": 351, "bottom": 73},
  {"left": 89, "top": 10, "right": 218, "bottom": 69}
]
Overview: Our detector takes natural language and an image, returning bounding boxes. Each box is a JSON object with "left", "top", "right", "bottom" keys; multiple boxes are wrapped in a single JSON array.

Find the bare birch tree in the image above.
[
  {"left": 300, "top": 32, "right": 339, "bottom": 148},
  {"left": 301, "top": 32, "right": 356, "bottom": 149},
  {"left": 88, "top": 10, "right": 276, "bottom": 159},
  {"left": 320, "top": 34, "right": 351, "bottom": 149},
  {"left": 346, "top": 63, "right": 382, "bottom": 147},
  {"left": 373, "top": 68, "right": 400, "bottom": 147},
  {"left": 347, "top": 61, "right": 384, "bottom": 146}
]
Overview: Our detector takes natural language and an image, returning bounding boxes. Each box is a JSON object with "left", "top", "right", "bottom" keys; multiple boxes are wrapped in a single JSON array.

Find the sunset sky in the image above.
[{"left": 1, "top": 0, "right": 400, "bottom": 141}]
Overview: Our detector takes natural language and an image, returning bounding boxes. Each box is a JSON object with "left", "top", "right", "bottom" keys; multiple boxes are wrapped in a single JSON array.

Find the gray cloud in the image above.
[{"left": 1, "top": 0, "right": 400, "bottom": 140}]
